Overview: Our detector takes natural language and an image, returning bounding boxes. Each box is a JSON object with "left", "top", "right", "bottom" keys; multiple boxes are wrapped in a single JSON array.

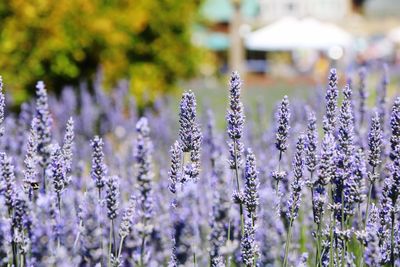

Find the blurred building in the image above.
[
  {"left": 197, "top": 0, "right": 400, "bottom": 76},
  {"left": 258, "top": 0, "right": 350, "bottom": 22}
]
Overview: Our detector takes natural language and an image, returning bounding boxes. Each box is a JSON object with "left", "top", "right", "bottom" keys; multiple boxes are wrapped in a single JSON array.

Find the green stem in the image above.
[
  {"left": 276, "top": 151, "right": 282, "bottom": 195},
  {"left": 108, "top": 219, "right": 114, "bottom": 267},
  {"left": 226, "top": 220, "right": 231, "bottom": 267},
  {"left": 73, "top": 220, "right": 83, "bottom": 250},
  {"left": 390, "top": 211, "right": 395, "bottom": 267},
  {"left": 316, "top": 223, "right": 322, "bottom": 267},
  {"left": 8, "top": 208, "right": 17, "bottom": 267},
  {"left": 364, "top": 167, "right": 375, "bottom": 230},
  {"left": 140, "top": 234, "right": 146, "bottom": 267},
  {"left": 117, "top": 236, "right": 125, "bottom": 259},
  {"left": 233, "top": 139, "right": 244, "bottom": 236},
  {"left": 340, "top": 186, "right": 346, "bottom": 267},
  {"left": 283, "top": 220, "right": 293, "bottom": 267},
  {"left": 98, "top": 188, "right": 104, "bottom": 265},
  {"left": 20, "top": 253, "right": 25, "bottom": 267},
  {"left": 57, "top": 193, "right": 61, "bottom": 249},
  {"left": 329, "top": 186, "right": 335, "bottom": 267}
]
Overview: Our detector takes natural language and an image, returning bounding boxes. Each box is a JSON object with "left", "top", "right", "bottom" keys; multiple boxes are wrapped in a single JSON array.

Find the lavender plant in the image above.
[
  {"left": 283, "top": 135, "right": 305, "bottom": 267},
  {"left": 178, "top": 90, "right": 202, "bottom": 183},
  {"left": 273, "top": 95, "right": 290, "bottom": 194},
  {"left": 134, "top": 117, "right": 154, "bottom": 266},
  {"left": 226, "top": 71, "right": 246, "bottom": 237},
  {"left": 35, "top": 81, "right": 53, "bottom": 192},
  {"left": 0, "top": 66, "right": 399, "bottom": 266}
]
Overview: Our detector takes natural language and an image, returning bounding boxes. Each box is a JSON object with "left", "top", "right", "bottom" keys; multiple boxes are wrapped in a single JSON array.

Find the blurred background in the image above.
[{"left": 0, "top": 0, "right": 399, "bottom": 108}]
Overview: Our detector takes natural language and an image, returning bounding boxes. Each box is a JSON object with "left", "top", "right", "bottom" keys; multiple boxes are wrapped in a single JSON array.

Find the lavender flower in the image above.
[
  {"left": 305, "top": 110, "right": 318, "bottom": 186},
  {"left": 12, "top": 193, "right": 31, "bottom": 236},
  {"left": 337, "top": 85, "right": 355, "bottom": 156},
  {"left": 378, "top": 176, "right": 392, "bottom": 263},
  {"left": 377, "top": 64, "right": 389, "bottom": 127},
  {"left": 317, "top": 133, "right": 336, "bottom": 187},
  {"left": 23, "top": 119, "right": 39, "bottom": 199},
  {"left": 352, "top": 148, "right": 366, "bottom": 204},
  {"left": 91, "top": 136, "right": 107, "bottom": 195},
  {"left": 135, "top": 117, "right": 153, "bottom": 222},
  {"left": 244, "top": 149, "right": 259, "bottom": 220},
  {"left": 178, "top": 91, "right": 202, "bottom": 181},
  {"left": 119, "top": 196, "right": 137, "bottom": 239},
  {"left": 225, "top": 72, "right": 247, "bottom": 239},
  {"left": 62, "top": 117, "right": 74, "bottom": 174},
  {"left": 134, "top": 117, "right": 154, "bottom": 265},
  {"left": 275, "top": 96, "right": 290, "bottom": 153},
  {"left": 368, "top": 112, "right": 383, "bottom": 170},
  {"left": 334, "top": 84, "right": 357, "bottom": 219},
  {"left": 389, "top": 144, "right": 400, "bottom": 207},
  {"left": 390, "top": 97, "right": 400, "bottom": 161},
  {"left": 209, "top": 189, "right": 229, "bottom": 265},
  {"left": 204, "top": 109, "right": 222, "bottom": 168},
  {"left": 0, "top": 152, "right": 16, "bottom": 213},
  {"left": 364, "top": 111, "right": 383, "bottom": 227},
  {"left": 35, "top": 81, "right": 53, "bottom": 193},
  {"left": 358, "top": 67, "right": 368, "bottom": 128},
  {"left": 363, "top": 204, "right": 380, "bottom": 266},
  {"left": 35, "top": 81, "right": 53, "bottom": 168},
  {"left": 117, "top": 195, "right": 137, "bottom": 261},
  {"left": 227, "top": 71, "right": 245, "bottom": 169},
  {"left": 241, "top": 221, "right": 258, "bottom": 267},
  {"left": 287, "top": 135, "right": 305, "bottom": 222},
  {"left": 209, "top": 154, "right": 229, "bottom": 265},
  {"left": 50, "top": 145, "right": 68, "bottom": 197},
  {"left": 168, "top": 141, "right": 182, "bottom": 194},
  {"left": 323, "top": 68, "right": 338, "bottom": 134},
  {"left": 313, "top": 133, "right": 335, "bottom": 224},
  {"left": 78, "top": 191, "right": 103, "bottom": 264},
  {"left": 106, "top": 175, "right": 120, "bottom": 220}
]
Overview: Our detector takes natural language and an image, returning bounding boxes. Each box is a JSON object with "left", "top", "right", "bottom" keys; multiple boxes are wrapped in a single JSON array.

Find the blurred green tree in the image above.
[{"left": 0, "top": 0, "right": 202, "bottom": 104}]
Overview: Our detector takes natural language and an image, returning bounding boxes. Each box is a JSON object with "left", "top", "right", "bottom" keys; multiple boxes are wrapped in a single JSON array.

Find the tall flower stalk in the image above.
[
  {"left": 117, "top": 196, "right": 136, "bottom": 260},
  {"left": 62, "top": 117, "right": 74, "bottom": 175},
  {"left": 283, "top": 135, "right": 305, "bottom": 267},
  {"left": 243, "top": 148, "right": 259, "bottom": 226},
  {"left": 358, "top": 67, "right": 368, "bottom": 129},
  {"left": 23, "top": 119, "right": 39, "bottom": 201},
  {"left": 91, "top": 136, "right": 107, "bottom": 198},
  {"left": 35, "top": 81, "right": 53, "bottom": 193},
  {"left": 179, "top": 90, "right": 202, "bottom": 183},
  {"left": 305, "top": 111, "right": 321, "bottom": 263},
  {"left": 365, "top": 112, "right": 382, "bottom": 228},
  {"left": 316, "top": 133, "right": 336, "bottom": 266},
  {"left": 323, "top": 69, "right": 338, "bottom": 134},
  {"left": 273, "top": 96, "right": 290, "bottom": 194},
  {"left": 226, "top": 71, "right": 245, "bottom": 234},
  {"left": 333, "top": 84, "right": 356, "bottom": 266},
  {"left": 134, "top": 117, "right": 154, "bottom": 266},
  {"left": 90, "top": 135, "right": 107, "bottom": 263},
  {"left": 106, "top": 175, "right": 119, "bottom": 266},
  {"left": 50, "top": 145, "right": 68, "bottom": 236},
  {"left": 388, "top": 97, "right": 400, "bottom": 265}
]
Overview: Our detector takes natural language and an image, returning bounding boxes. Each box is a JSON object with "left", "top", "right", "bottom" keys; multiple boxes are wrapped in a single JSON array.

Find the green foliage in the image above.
[{"left": 0, "top": 0, "right": 202, "bottom": 104}]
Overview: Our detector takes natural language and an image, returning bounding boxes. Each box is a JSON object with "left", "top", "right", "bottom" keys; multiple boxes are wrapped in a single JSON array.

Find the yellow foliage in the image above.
[{"left": 0, "top": 0, "right": 202, "bottom": 105}]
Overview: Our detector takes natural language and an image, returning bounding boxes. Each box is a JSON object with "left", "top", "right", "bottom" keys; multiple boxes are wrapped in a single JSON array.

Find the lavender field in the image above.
[{"left": 0, "top": 67, "right": 399, "bottom": 267}]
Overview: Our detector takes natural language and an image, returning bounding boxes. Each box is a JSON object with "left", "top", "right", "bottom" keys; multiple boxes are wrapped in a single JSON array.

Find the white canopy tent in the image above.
[
  {"left": 245, "top": 17, "right": 353, "bottom": 51},
  {"left": 388, "top": 26, "right": 400, "bottom": 43}
]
